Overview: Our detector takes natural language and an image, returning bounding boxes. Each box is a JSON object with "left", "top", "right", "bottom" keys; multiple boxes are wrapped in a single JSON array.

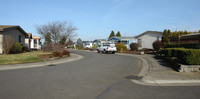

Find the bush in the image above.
[
  {"left": 43, "top": 43, "right": 65, "bottom": 52},
  {"left": 10, "top": 43, "right": 22, "bottom": 53},
  {"left": 62, "top": 50, "right": 70, "bottom": 56},
  {"left": 130, "top": 43, "right": 138, "bottom": 51},
  {"left": 83, "top": 47, "right": 90, "bottom": 50},
  {"left": 152, "top": 40, "right": 162, "bottom": 52},
  {"left": 116, "top": 43, "right": 127, "bottom": 52},
  {"left": 163, "top": 43, "right": 200, "bottom": 49},
  {"left": 161, "top": 48, "right": 200, "bottom": 65},
  {"left": 22, "top": 46, "right": 29, "bottom": 52},
  {"left": 53, "top": 51, "right": 63, "bottom": 57}
]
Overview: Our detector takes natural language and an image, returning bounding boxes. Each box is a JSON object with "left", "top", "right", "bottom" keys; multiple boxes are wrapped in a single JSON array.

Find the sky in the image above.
[{"left": 1, "top": 0, "right": 200, "bottom": 41}]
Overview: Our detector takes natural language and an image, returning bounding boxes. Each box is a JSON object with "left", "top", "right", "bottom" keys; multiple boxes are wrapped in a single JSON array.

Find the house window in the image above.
[
  {"left": 19, "top": 35, "right": 22, "bottom": 44},
  {"left": 34, "top": 39, "right": 37, "bottom": 48},
  {"left": 138, "top": 39, "right": 142, "bottom": 47}
]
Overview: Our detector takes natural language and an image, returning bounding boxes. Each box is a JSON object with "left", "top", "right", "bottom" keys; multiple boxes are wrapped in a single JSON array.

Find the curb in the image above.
[
  {"left": 0, "top": 53, "right": 84, "bottom": 71},
  {"left": 115, "top": 53, "right": 200, "bottom": 86}
]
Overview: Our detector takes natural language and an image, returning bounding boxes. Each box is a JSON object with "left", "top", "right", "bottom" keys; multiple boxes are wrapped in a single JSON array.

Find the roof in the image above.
[
  {"left": 32, "top": 36, "right": 41, "bottom": 39},
  {"left": 0, "top": 25, "right": 28, "bottom": 37},
  {"left": 180, "top": 33, "right": 200, "bottom": 37},
  {"left": 135, "top": 31, "right": 162, "bottom": 38},
  {"left": 108, "top": 36, "right": 135, "bottom": 41},
  {"left": 26, "top": 33, "right": 32, "bottom": 38}
]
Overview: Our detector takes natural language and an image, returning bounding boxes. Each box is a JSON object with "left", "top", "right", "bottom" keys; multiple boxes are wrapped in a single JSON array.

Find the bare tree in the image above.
[
  {"left": 36, "top": 21, "right": 77, "bottom": 52},
  {"left": 3, "top": 35, "right": 14, "bottom": 54}
]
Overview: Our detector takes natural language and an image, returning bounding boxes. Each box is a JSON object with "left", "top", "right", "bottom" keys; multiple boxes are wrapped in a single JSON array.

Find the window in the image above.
[
  {"left": 138, "top": 39, "right": 142, "bottom": 47},
  {"left": 19, "top": 35, "right": 22, "bottom": 43}
]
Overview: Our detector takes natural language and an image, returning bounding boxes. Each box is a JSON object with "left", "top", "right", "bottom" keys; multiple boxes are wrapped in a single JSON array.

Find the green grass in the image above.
[{"left": 0, "top": 51, "right": 51, "bottom": 65}]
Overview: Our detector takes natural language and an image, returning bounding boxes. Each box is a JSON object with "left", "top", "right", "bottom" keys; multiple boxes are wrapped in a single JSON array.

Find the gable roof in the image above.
[
  {"left": 109, "top": 36, "right": 135, "bottom": 41},
  {"left": 180, "top": 33, "right": 200, "bottom": 37},
  {"left": 26, "top": 33, "right": 32, "bottom": 38},
  {"left": 135, "top": 31, "right": 162, "bottom": 38},
  {"left": 0, "top": 25, "right": 28, "bottom": 37}
]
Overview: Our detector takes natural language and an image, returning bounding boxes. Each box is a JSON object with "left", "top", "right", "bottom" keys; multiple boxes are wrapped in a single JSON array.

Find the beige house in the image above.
[{"left": 0, "top": 25, "right": 28, "bottom": 54}]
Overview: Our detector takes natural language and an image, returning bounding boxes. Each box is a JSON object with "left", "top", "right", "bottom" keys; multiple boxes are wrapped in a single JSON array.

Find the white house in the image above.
[
  {"left": 108, "top": 36, "right": 136, "bottom": 49},
  {"left": 30, "top": 36, "right": 41, "bottom": 50},
  {"left": 135, "top": 31, "right": 162, "bottom": 49}
]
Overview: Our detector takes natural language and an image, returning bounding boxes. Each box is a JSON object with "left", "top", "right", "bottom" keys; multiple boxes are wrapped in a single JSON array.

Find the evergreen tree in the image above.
[
  {"left": 116, "top": 31, "right": 121, "bottom": 37},
  {"left": 108, "top": 30, "right": 115, "bottom": 39},
  {"left": 76, "top": 38, "right": 83, "bottom": 49},
  {"left": 44, "top": 32, "right": 52, "bottom": 45},
  {"left": 161, "top": 29, "right": 170, "bottom": 45},
  {"left": 59, "top": 36, "right": 67, "bottom": 45}
]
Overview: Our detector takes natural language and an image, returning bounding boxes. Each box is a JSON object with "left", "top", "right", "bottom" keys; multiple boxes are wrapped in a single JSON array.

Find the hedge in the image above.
[
  {"left": 163, "top": 43, "right": 200, "bottom": 49},
  {"left": 116, "top": 43, "right": 127, "bottom": 52},
  {"left": 161, "top": 48, "right": 200, "bottom": 65}
]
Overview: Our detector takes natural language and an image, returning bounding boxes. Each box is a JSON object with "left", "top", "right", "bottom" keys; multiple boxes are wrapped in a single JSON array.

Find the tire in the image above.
[
  {"left": 97, "top": 49, "right": 100, "bottom": 53},
  {"left": 103, "top": 49, "right": 106, "bottom": 54},
  {"left": 112, "top": 52, "right": 115, "bottom": 54}
]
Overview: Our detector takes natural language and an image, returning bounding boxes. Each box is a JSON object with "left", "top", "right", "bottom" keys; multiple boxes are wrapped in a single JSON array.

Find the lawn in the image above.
[{"left": 0, "top": 51, "right": 52, "bottom": 65}]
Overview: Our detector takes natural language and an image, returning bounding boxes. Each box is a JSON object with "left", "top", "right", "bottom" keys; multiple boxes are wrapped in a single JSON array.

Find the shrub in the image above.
[
  {"left": 22, "top": 46, "right": 29, "bottom": 52},
  {"left": 152, "top": 40, "right": 162, "bottom": 52},
  {"left": 3, "top": 35, "right": 14, "bottom": 54},
  {"left": 53, "top": 51, "right": 63, "bottom": 57},
  {"left": 163, "top": 43, "right": 200, "bottom": 49},
  {"left": 83, "top": 47, "right": 90, "bottom": 50},
  {"left": 116, "top": 43, "right": 127, "bottom": 52},
  {"left": 62, "top": 50, "right": 70, "bottom": 56},
  {"left": 43, "top": 43, "right": 65, "bottom": 52},
  {"left": 161, "top": 48, "right": 200, "bottom": 65},
  {"left": 130, "top": 43, "right": 138, "bottom": 51},
  {"left": 10, "top": 43, "right": 22, "bottom": 53}
]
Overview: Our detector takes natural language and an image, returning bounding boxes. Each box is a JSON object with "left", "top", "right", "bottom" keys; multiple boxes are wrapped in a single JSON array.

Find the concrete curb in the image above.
[
  {"left": 115, "top": 53, "right": 200, "bottom": 86},
  {"left": 0, "top": 53, "right": 84, "bottom": 71}
]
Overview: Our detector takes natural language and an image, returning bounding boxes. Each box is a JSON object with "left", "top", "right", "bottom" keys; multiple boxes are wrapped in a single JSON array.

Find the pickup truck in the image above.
[{"left": 97, "top": 43, "right": 117, "bottom": 54}]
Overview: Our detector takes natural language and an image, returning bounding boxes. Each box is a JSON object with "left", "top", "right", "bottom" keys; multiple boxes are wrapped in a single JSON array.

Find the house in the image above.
[
  {"left": 170, "top": 33, "right": 200, "bottom": 44},
  {"left": 0, "top": 25, "right": 28, "bottom": 53},
  {"left": 135, "top": 31, "right": 162, "bottom": 49},
  {"left": 93, "top": 39, "right": 107, "bottom": 46},
  {"left": 108, "top": 36, "right": 136, "bottom": 49},
  {"left": 82, "top": 41, "right": 93, "bottom": 48},
  {"left": 25, "top": 33, "right": 32, "bottom": 50},
  {"left": 30, "top": 36, "right": 41, "bottom": 50}
]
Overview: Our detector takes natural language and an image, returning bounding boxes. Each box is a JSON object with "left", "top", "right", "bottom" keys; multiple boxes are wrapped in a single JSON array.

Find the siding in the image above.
[
  {"left": 0, "top": 34, "right": 3, "bottom": 53},
  {"left": 137, "top": 33, "right": 162, "bottom": 49}
]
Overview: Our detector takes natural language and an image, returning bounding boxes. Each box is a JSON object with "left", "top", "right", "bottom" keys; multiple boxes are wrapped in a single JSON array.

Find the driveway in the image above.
[{"left": 0, "top": 50, "right": 199, "bottom": 99}]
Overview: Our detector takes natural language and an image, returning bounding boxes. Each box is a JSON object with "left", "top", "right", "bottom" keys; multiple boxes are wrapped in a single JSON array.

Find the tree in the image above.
[
  {"left": 36, "top": 21, "right": 77, "bottom": 44},
  {"left": 76, "top": 38, "right": 83, "bottom": 49},
  {"left": 161, "top": 29, "right": 170, "bottom": 45},
  {"left": 3, "top": 35, "right": 14, "bottom": 54},
  {"left": 59, "top": 36, "right": 67, "bottom": 45},
  {"left": 36, "top": 21, "right": 77, "bottom": 52},
  {"left": 108, "top": 30, "right": 115, "bottom": 39},
  {"left": 116, "top": 31, "right": 121, "bottom": 37}
]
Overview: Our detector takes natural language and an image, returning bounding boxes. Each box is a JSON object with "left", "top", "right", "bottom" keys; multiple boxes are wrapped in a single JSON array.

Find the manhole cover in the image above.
[{"left": 125, "top": 75, "right": 142, "bottom": 80}]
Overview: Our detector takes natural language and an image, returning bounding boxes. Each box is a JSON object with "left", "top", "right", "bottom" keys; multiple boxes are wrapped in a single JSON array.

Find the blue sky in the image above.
[{"left": 1, "top": 0, "right": 200, "bottom": 41}]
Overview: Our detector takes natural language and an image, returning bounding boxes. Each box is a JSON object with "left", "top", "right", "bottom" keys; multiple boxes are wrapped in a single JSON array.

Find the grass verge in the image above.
[{"left": 0, "top": 51, "right": 51, "bottom": 65}]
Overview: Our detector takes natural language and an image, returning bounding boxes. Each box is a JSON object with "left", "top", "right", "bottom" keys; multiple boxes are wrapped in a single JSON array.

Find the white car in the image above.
[{"left": 97, "top": 43, "right": 117, "bottom": 54}]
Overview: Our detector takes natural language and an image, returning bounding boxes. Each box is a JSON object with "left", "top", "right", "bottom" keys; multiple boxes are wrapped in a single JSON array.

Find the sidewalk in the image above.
[
  {"left": 0, "top": 53, "right": 83, "bottom": 71},
  {"left": 139, "top": 53, "right": 200, "bottom": 86}
]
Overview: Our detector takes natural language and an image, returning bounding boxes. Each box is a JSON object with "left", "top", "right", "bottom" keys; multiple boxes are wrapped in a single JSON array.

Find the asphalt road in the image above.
[{"left": 0, "top": 50, "right": 200, "bottom": 99}]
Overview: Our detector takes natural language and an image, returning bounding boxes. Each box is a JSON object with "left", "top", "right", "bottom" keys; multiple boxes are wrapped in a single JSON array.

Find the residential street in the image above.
[{"left": 0, "top": 50, "right": 200, "bottom": 99}]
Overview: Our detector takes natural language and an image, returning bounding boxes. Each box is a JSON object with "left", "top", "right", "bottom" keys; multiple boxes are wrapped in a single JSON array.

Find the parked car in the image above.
[{"left": 97, "top": 43, "right": 117, "bottom": 54}]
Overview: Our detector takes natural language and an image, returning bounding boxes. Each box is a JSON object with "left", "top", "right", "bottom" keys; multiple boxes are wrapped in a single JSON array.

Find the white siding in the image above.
[
  {"left": 137, "top": 33, "right": 162, "bottom": 49},
  {"left": 0, "top": 34, "right": 3, "bottom": 53}
]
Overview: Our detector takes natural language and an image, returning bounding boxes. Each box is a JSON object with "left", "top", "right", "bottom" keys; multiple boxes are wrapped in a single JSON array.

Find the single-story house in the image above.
[
  {"left": 93, "top": 39, "right": 107, "bottom": 46},
  {"left": 108, "top": 36, "right": 136, "bottom": 49},
  {"left": 82, "top": 41, "right": 93, "bottom": 48},
  {"left": 0, "top": 25, "right": 28, "bottom": 53},
  {"left": 25, "top": 33, "right": 32, "bottom": 50},
  {"left": 170, "top": 33, "right": 200, "bottom": 44},
  {"left": 30, "top": 36, "right": 41, "bottom": 50},
  {"left": 135, "top": 31, "right": 162, "bottom": 49}
]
